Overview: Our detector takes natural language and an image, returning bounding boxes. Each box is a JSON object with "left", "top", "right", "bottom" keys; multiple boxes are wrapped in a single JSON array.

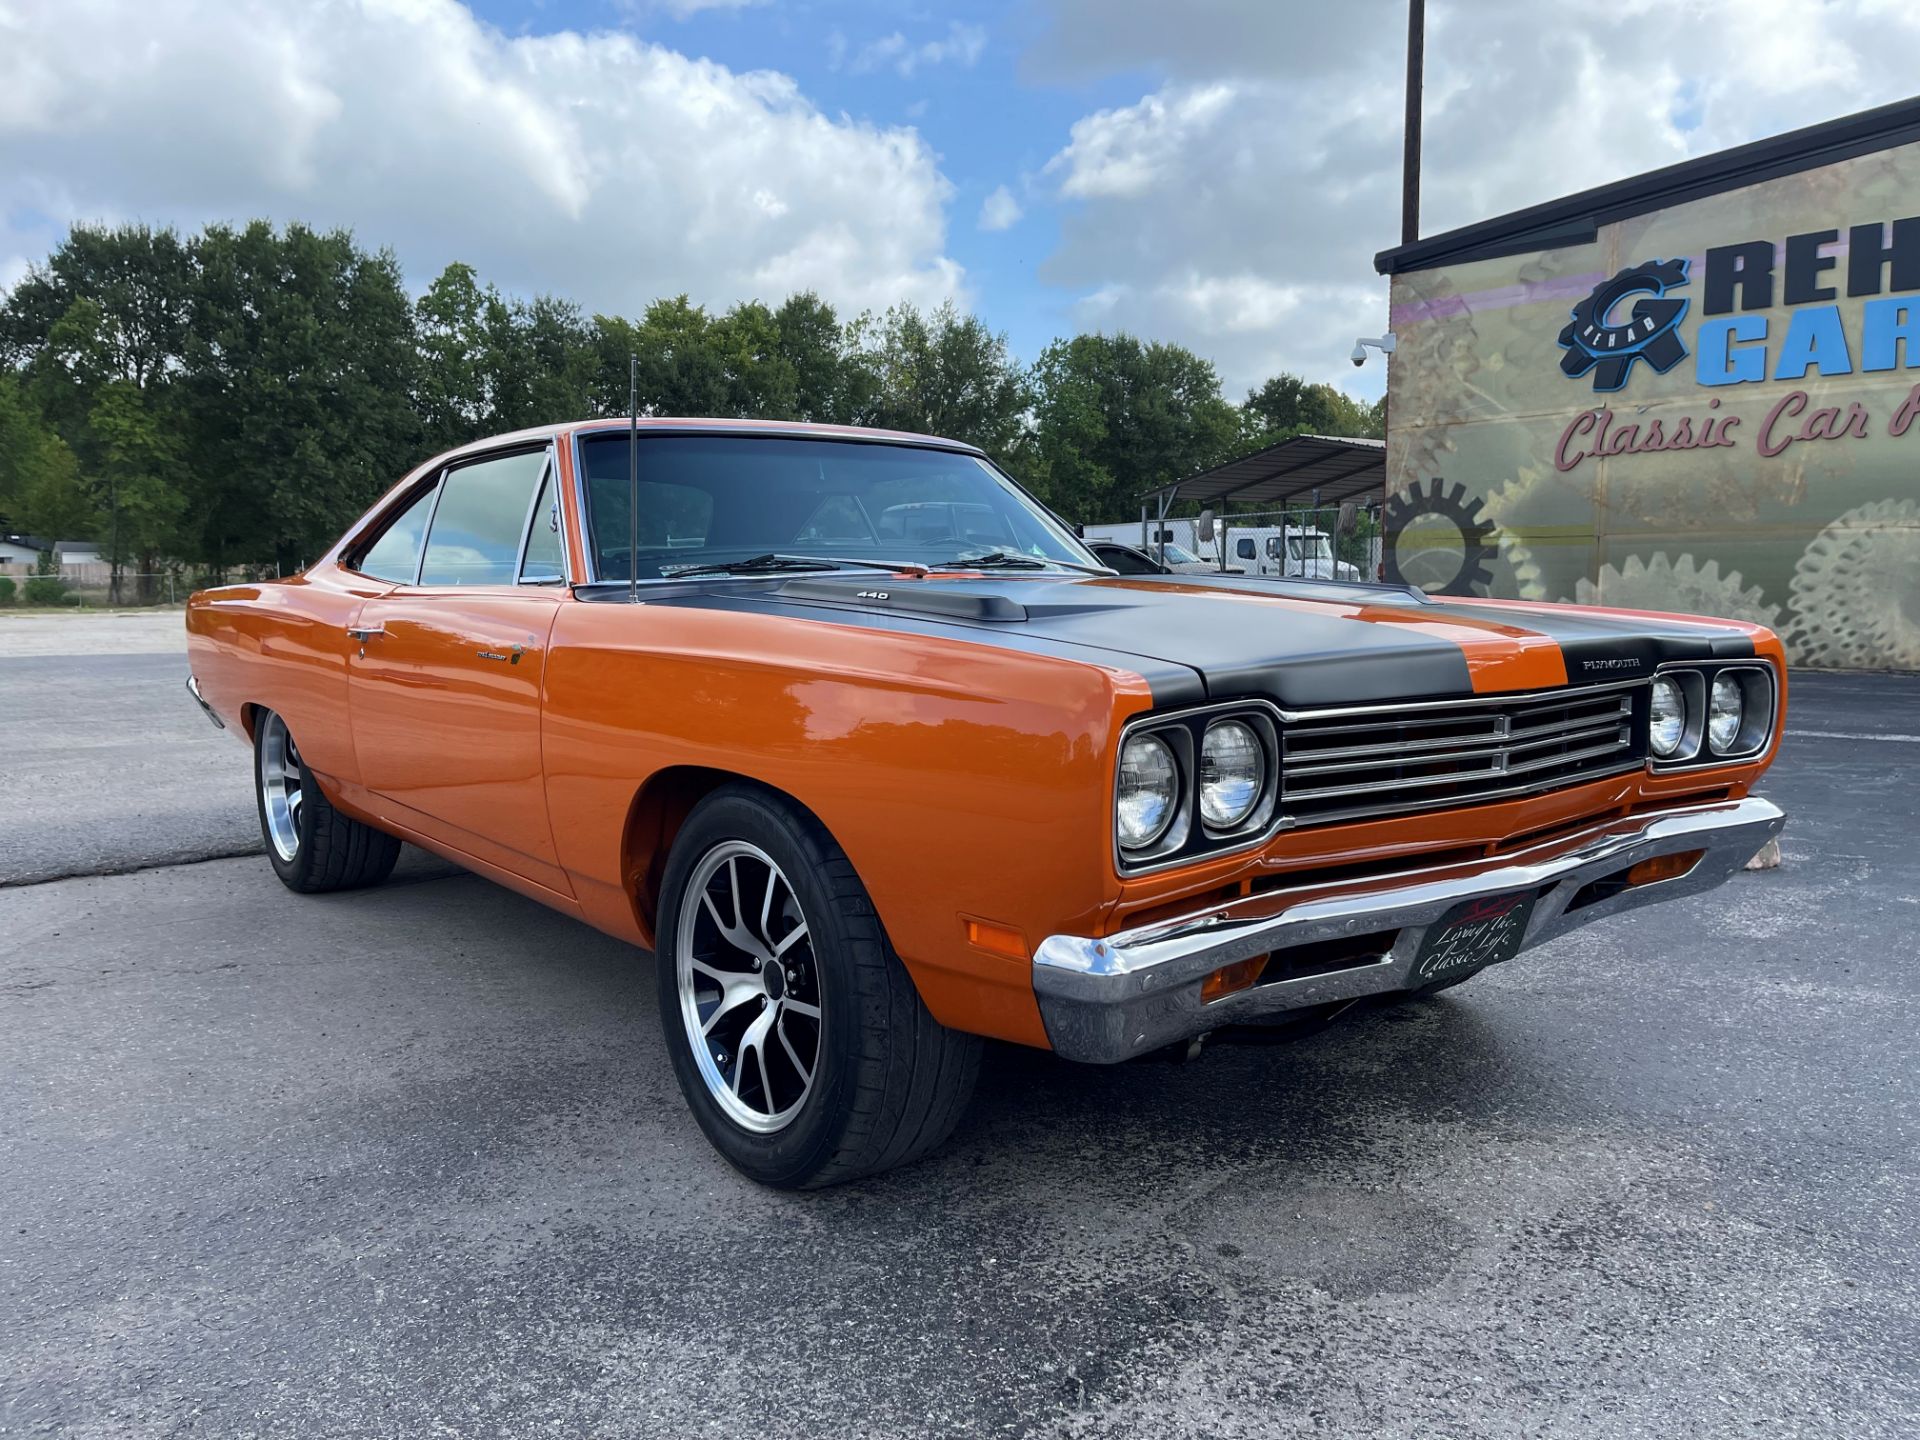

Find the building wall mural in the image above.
[{"left": 1384, "top": 142, "right": 1920, "bottom": 669}]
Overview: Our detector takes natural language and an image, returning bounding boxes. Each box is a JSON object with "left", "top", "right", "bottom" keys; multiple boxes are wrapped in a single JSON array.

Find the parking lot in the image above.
[{"left": 2, "top": 613, "right": 1916, "bottom": 1438}]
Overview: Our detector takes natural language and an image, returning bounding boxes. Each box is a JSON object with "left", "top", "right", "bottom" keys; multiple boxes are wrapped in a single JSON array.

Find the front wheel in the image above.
[
  {"left": 254, "top": 708, "right": 400, "bottom": 893},
  {"left": 655, "top": 785, "right": 981, "bottom": 1188}
]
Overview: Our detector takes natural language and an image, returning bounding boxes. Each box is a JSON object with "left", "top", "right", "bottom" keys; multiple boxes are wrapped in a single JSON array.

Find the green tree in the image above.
[
  {"left": 1241, "top": 372, "right": 1383, "bottom": 446},
  {"left": 414, "top": 262, "right": 493, "bottom": 449},
  {"left": 1026, "top": 332, "right": 1240, "bottom": 522},
  {"left": 773, "top": 292, "right": 868, "bottom": 424},
  {"left": 88, "top": 381, "right": 188, "bottom": 600},
  {"left": 0, "top": 372, "right": 92, "bottom": 539},
  {"left": 183, "top": 221, "right": 422, "bottom": 573},
  {"left": 851, "top": 301, "right": 1028, "bottom": 460}
]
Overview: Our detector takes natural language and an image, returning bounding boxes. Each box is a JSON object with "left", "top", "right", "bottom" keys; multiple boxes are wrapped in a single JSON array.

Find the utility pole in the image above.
[{"left": 1402, "top": 0, "right": 1424, "bottom": 245}]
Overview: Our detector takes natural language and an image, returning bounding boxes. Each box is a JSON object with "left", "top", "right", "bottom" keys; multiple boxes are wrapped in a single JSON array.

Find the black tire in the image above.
[
  {"left": 254, "top": 708, "right": 400, "bottom": 894},
  {"left": 655, "top": 784, "right": 982, "bottom": 1189}
]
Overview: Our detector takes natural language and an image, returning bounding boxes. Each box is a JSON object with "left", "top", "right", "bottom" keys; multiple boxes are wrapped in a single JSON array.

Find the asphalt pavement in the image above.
[{"left": 2, "top": 622, "right": 1916, "bottom": 1437}]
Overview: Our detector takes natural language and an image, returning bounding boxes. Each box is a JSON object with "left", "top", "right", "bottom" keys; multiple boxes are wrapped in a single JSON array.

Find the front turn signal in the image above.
[
  {"left": 1201, "top": 956, "right": 1266, "bottom": 1003},
  {"left": 1624, "top": 851, "right": 1703, "bottom": 888}
]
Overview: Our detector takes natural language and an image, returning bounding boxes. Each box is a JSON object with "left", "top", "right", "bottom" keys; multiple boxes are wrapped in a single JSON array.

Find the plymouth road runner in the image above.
[{"left": 186, "top": 420, "right": 1787, "bottom": 1187}]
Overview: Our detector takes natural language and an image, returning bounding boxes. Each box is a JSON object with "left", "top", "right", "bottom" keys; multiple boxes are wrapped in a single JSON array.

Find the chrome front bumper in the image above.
[{"left": 1032, "top": 796, "right": 1785, "bottom": 1064}]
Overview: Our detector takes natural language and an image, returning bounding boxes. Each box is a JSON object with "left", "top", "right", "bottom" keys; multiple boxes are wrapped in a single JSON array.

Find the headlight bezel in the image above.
[
  {"left": 1114, "top": 703, "right": 1282, "bottom": 874},
  {"left": 1647, "top": 661, "right": 1777, "bottom": 771}
]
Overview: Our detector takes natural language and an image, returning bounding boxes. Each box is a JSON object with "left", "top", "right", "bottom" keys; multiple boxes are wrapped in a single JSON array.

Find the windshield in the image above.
[
  {"left": 1160, "top": 543, "right": 1202, "bottom": 564},
  {"left": 579, "top": 433, "right": 1095, "bottom": 581},
  {"left": 1288, "top": 535, "right": 1332, "bottom": 561}
]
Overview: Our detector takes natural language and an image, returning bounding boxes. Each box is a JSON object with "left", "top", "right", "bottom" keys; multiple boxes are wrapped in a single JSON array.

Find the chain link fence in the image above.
[
  {"left": 1117, "top": 505, "right": 1385, "bottom": 581},
  {"left": 0, "top": 562, "right": 283, "bottom": 609}
]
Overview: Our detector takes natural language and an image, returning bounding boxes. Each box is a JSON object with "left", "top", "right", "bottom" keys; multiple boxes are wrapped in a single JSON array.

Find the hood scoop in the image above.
[{"left": 777, "top": 576, "right": 1029, "bottom": 623}]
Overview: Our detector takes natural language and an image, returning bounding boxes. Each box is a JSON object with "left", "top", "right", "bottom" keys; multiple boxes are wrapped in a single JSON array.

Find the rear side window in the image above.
[
  {"left": 419, "top": 451, "right": 548, "bottom": 587},
  {"left": 356, "top": 485, "right": 439, "bottom": 584},
  {"left": 1236, "top": 538, "right": 1256, "bottom": 559}
]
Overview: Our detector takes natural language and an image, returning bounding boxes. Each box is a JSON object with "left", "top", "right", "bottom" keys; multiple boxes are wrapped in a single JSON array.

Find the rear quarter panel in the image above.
[{"left": 185, "top": 567, "right": 393, "bottom": 783}]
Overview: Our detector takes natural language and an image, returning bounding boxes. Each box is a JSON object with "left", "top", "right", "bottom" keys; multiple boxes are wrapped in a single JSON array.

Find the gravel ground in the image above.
[{"left": 1, "top": 630, "right": 1915, "bottom": 1437}]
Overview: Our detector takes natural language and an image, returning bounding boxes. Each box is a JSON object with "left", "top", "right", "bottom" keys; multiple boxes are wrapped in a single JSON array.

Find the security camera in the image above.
[{"left": 1350, "top": 333, "right": 1398, "bottom": 368}]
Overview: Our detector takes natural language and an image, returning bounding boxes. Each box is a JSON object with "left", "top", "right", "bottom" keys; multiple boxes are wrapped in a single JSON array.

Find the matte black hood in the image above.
[{"left": 648, "top": 572, "right": 1762, "bottom": 710}]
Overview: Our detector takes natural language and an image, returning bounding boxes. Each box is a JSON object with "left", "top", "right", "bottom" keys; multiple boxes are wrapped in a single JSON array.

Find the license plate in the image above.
[{"left": 1411, "top": 891, "right": 1538, "bottom": 985}]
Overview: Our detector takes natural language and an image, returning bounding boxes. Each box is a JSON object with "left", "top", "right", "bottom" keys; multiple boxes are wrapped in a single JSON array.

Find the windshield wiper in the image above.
[
  {"left": 936, "top": 550, "right": 1114, "bottom": 576},
  {"left": 658, "top": 554, "right": 840, "bottom": 579},
  {"left": 658, "top": 553, "right": 934, "bottom": 580}
]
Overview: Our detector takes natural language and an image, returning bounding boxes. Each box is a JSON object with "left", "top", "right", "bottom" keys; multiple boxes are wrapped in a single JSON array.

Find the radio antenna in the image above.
[{"left": 628, "top": 353, "right": 639, "bottom": 605}]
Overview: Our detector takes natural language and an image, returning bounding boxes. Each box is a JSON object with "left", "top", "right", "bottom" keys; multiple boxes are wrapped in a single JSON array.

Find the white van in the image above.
[{"left": 1213, "top": 526, "right": 1359, "bottom": 582}]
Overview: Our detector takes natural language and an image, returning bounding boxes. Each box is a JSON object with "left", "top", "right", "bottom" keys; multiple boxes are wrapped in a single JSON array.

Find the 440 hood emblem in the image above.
[{"left": 1558, "top": 259, "right": 1690, "bottom": 392}]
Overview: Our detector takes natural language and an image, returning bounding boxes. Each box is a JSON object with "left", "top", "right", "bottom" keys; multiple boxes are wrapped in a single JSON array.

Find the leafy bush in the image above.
[
  {"left": 23, "top": 574, "right": 67, "bottom": 606},
  {"left": 0, "top": 577, "right": 15, "bottom": 604}
]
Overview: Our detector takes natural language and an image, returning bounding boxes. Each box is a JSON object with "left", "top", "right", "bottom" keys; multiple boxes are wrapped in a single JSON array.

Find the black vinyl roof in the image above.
[
  {"left": 1376, "top": 95, "right": 1920, "bottom": 276},
  {"left": 1143, "top": 433, "right": 1385, "bottom": 509}
]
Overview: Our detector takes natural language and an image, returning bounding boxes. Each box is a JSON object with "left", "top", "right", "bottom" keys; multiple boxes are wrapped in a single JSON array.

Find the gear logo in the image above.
[
  {"left": 1558, "top": 259, "right": 1690, "bottom": 392},
  {"left": 1383, "top": 477, "right": 1497, "bottom": 596}
]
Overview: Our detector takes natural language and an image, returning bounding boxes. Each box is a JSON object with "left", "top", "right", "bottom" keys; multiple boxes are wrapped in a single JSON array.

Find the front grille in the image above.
[{"left": 1280, "top": 682, "right": 1647, "bottom": 827}]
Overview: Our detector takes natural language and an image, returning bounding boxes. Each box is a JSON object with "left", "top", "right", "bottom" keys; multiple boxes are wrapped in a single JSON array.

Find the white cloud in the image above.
[
  {"left": 642, "top": 0, "right": 771, "bottom": 17},
  {"left": 0, "top": 0, "right": 962, "bottom": 321},
  {"left": 846, "top": 22, "right": 986, "bottom": 78},
  {"left": 1046, "top": 85, "right": 1235, "bottom": 200},
  {"left": 978, "top": 185, "right": 1022, "bottom": 232},
  {"left": 1032, "top": 0, "right": 1920, "bottom": 396}
]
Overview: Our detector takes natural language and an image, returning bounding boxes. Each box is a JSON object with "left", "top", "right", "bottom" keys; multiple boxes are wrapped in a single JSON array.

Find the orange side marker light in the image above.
[
  {"left": 1201, "top": 956, "right": 1266, "bottom": 1003},
  {"left": 1623, "top": 850, "right": 1703, "bottom": 887}
]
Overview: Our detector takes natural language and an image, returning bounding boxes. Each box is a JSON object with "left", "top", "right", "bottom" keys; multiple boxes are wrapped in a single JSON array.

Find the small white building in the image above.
[
  {"left": 0, "top": 539, "right": 43, "bottom": 575},
  {"left": 54, "top": 539, "right": 103, "bottom": 572}
]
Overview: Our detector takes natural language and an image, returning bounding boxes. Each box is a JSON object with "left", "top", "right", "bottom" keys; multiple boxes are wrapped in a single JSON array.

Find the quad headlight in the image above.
[
  {"left": 1199, "top": 720, "right": 1265, "bottom": 829},
  {"left": 1649, "top": 675, "right": 1687, "bottom": 758},
  {"left": 1707, "top": 673, "right": 1744, "bottom": 753},
  {"left": 1115, "top": 707, "right": 1280, "bottom": 869},
  {"left": 1647, "top": 664, "right": 1776, "bottom": 768},
  {"left": 1116, "top": 732, "right": 1180, "bottom": 851}
]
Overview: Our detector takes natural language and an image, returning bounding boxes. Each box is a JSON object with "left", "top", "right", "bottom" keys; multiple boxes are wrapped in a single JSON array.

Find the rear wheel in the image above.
[
  {"left": 254, "top": 708, "right": 400, "bottom": 893},
  {"left": 656, "top": 785, "right": 981, "bottom": 1188}
]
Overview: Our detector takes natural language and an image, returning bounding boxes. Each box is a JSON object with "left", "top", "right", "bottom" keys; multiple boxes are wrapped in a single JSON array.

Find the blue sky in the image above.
[
  {"left": 462, "top": 0, "right": 1147, "bottom": 371},
  {"left": 4, "top": 0, "right": 1917, "bottom": 401}
]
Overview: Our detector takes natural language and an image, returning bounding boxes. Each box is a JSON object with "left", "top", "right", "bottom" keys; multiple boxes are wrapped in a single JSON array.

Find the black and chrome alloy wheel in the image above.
[
  {"left": 251, "top": 707, "right": 400, "bottom": 894},
  {"left": 653, "top": 784, "right": 982, "bottom": 1188},
  {"left": 675, "top": 840, "right": 822, "bottom": 1134},
  {"left": 257, "top": 709, "right": 306, "bottom": 864}
]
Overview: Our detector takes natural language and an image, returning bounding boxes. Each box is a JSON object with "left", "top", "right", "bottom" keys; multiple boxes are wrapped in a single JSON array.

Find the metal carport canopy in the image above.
[{"left": 1141, "top": 433, "right": 1386, "bottom": 512}]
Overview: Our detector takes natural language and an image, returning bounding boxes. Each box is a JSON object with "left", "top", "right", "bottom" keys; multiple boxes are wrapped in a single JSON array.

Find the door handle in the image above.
[{"left": 346, "top": 624, "right": 384, "bottom": 642}]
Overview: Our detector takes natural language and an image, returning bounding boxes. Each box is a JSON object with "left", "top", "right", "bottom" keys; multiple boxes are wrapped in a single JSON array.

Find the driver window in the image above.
[
  {"left": 520, "top": 467, "right": 565, "bottom": 583},
  {"left": 419, "top": 451, "right": 548, "bottom": 587}
]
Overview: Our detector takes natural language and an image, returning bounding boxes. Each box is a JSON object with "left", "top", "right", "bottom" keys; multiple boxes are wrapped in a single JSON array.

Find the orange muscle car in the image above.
[{"left": 186, "top": 419, "right": 1787, "bottom": 1187}]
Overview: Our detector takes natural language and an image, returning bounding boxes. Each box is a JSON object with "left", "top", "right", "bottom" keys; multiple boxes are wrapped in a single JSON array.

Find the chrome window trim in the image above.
[
  {"left": 513, "top": 447, "right": 570, "bottom": 586},
  {"left": 410, "top": 467, "right": 452, "bottom": 587},
  {"left": 1648, "top": 660, "right": 1778, "bottom": 771},
  {"left": 410, "top": 442, "right": 559, "bottom": 590},
  {"left": 341, "top": 467, "right": 447, "bottom": 586}
]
